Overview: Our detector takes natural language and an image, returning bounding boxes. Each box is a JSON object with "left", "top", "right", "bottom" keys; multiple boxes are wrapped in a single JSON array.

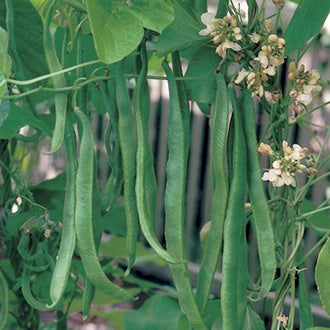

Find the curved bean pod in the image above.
[
  {"left": 48, "top": 114, "right": 77, "bottom": 308},
  {"left": 196, "top": 73, "right": 229, "bottom": 314},
  {"left": 163, "top": 59, "right": 206, "bottom": 330},
  {"left": 242, "top": 91, "right": 276, "bottom": 299},
  {"left": 134, "top": 43, "right": 177, "bottom": 265},
  {"left": 100, "top": 79, "right": 123, "bottom": 215},
  {"left": 221, "top": 85, "right": 247, "bottom": 330},
  {"left": 43, "top": 0, "right": 67, "bottom": 153},
  {"left": 115, "top": 62, "right": 140, "bottom": 271},
  {"left": 74, "top": 108, "right": 134, "bottom": 302}
]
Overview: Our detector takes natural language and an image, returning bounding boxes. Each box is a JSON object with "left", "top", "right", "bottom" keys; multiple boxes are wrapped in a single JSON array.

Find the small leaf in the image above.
[
  {"left": 184, "top": 46, "right": 219, "bottom": 104},
  {"left": 301, "top": 199, "right": 330, "bottom": 233},
  {"left": 0, "top": 103, "right": 52, "bottom": 139},
  {"left": 315, "top": 238, "right": 330, "bottom": 316},
  {"left": 285, "top": 0, "right": 330, "bottom": 55},
  {"left": 243, "top": 306, "right": 266, "bottom": 330},
  {"left": 129, "top": 0, "right": 174, "bottom": 33},
  {"left": 124, "top": 295, "right": 181, "bottom": 330},
  {"left": 156, "top": 0, "right": 207, "bottom": 57}
]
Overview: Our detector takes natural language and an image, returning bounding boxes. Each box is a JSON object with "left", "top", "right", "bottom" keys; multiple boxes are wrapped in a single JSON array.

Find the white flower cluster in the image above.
[
  {"left": 199, "top": 13, "right": 242, "bottom": 58},
  {"left": 288, "top": 62, "right": 322, "bottom": 123},
  {"left": 234, "top": 27, "right": 286, "bottom": 98},
  {"left": 258, "top": 141, "right": 316, "bottom": 187}
]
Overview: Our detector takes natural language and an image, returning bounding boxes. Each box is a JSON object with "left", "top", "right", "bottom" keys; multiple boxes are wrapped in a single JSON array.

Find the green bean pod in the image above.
[
  {"left": 22, "top": 266, "right": 51, "bottom": 311},
  {"left": 221, "top": 85, "right": 247, "bottom": 330},
  {"left": 162, "top": 59, "right": 206, "bottom": 330},
  {"left": 242, "top": 91, "right": 276, "bottom": 299},
  {"left": 43, "top": 0, "right": 67, "bottom": 154},
  {"left": 196, "top": 73, "right": 229, "bottom": 314},
  {"left": 0, "top": 269, "right": 8, "bottom": 329},
  {"left": 134, "top": 44, "right": 177, "bottom": 265},
  {"left": 83, "top": 162, "right": 104, "bottom": 319},
  {"left": 101, "top": 79, "right": 123, "bottom": 215},
  {"left": 48, "top": 114, "right": 77, "bottom": 308},
  {"left": 74, "top": 108, "right": 134, "bottom": 302},
  {"left": 237, "top": 223, "right": 249, "bottom": 329},
  {"left": 115, "top": 62, "right": 141, "bottom": 271}
]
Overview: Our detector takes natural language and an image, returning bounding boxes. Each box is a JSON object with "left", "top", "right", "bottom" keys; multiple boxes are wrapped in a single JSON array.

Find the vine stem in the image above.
[{"left": 6, "top": 59, "right": 101, "bottom": 85}]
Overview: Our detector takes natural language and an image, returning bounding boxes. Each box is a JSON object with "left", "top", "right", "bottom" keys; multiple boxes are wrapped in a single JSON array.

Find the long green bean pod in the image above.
[
  {"left": 0, "top": 268, "right": 8, "bottom": 329},
  {"left": 242, "top": 91, "right": 276, "bottom": 299},
  {"left": 134, "top": 41, "right": 160, "bottom": 247},
  {"left": 100, "top": 79, "right": 123, "bottom": 215},
  {"left": 115, "top": 62, "right": 140, "bottom": 271},
  {"left": 43, "top": 0, "right": 67, "bottom": 153},
  {"left": 162, "top": 59, "right": 206, "bottom": 330},
  {"left": 196, "top": 73, "right": 229, "bottom": 314},
  {"left": 74, "top": 108, "right": 134, "bottom": 302},
  {"left": 48, "top": 113, "right": 77, "bottom": 308},
  {"left": 83, "top": 162, "right": 104, "bottom": 319},
  {"left": 221, "top": 85, "right": 247, "bottom": 330}
]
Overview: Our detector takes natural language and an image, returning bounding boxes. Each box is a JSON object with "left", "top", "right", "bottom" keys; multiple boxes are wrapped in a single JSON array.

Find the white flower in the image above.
[
  {"left": 292, "top": 144, "right": 307, "bottom": 160},
  {"left": 296, "top": 93, "right": 312, "bottom": 105},
  {"left": 281, "top": 172, "right": 296, "bottom": 186},
  {"left": 234, "top": 70, "right": 249, "bottom": 84},
  {"left": 255, "top": 51, "right": 269, "bottom": 68},
  {"left": 263, "top": 65, "right": 276, "bottom": 76},
  {"left": 262, "top": 169, "right": 284, "bottom": 187},
  {"left": 215, "top": 39, "right": 241, "bottom": 58},
  {"left": 199, "top": 13, "right": 217, "bottom": 36},
  {"left": 249, "top": 32, "right": 262, "bottom": 44}
]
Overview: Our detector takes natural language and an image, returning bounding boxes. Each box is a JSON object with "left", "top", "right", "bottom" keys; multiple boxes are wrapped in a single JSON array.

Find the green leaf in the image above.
[
  {"left": 103, "top": 205, "right": 127, "bottom": 236},
  {"left": 284, "top": 0, "right": 330, "bottom": 55},
  {"left": 129, "top": 0, "right": 174, "bottom": 33},
  {"left": 315, "top": 238, "right": 330, "bottom": 316},
  {"left": 0, "top": 103, "right": 52, "bottom": 139},
  {"left": 86, "top": 0, "right": 143, "bottom": 63},
  {"left": 184, "top": 46, "right": 219, "bottom": 104},
  {"left": 301, "top": 199, "right": 330, "bottom": 233},
  {"left": 307, "top": 327, "right": 330, "bottom": 330},
  {"left": 156, "top": 0, "right": 207, "bottom": 57},
  {"left": 124, "top": 295, "right": 181, "bottom": 330},
  {"left": 0, "top": 0, "right": 48, "bottom": 79},
  {"left": 243, "top": 306, "right": 266, "bottom": 330},
  {"left": 99, "top": 236, "right": 166, "bottom": 266}
]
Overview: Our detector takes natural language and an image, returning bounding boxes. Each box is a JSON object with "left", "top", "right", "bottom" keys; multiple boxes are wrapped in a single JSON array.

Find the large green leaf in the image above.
[
  {"left": 0, "top": 103, "right": 52, "bottom": 139},
  {"left": 184, "top": 46, "right": 219, "bottom": 104},
  {"left": 301, "top": 199, "right": 330, "bottom": 233},
  {"left": 129, "top": 0, "right": 174, "bottom": 33},
  {"left": 156, "top": 0, "right": 207, "bottom": 57},
  {"left": 315, "top": 238, "right": 330, "bottom": 316},
  {"left": 0, "top": 0, "right": 48, "bottom": 79},
  {"left": 86, "top": 0, "right": 143, "bottom": 63},
  {"left": 86, "top": 0, "right": 174, "bottom": 64},
  {"left": 285, "top": 0, "right": 330, "bottom": 55},
  {"left": 124, "top": 295, "right": 182, "bottom": 330}
]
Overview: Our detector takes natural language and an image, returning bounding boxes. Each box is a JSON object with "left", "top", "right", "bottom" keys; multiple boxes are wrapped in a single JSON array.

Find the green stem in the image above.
[{"left": 6, "top": 59, "right": 101, "bottom": 86}]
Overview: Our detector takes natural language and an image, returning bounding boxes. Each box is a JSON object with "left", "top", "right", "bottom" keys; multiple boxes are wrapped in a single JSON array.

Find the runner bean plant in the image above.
[{"left": 0, "top": 0, "right": 329, "bottom": 329}]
